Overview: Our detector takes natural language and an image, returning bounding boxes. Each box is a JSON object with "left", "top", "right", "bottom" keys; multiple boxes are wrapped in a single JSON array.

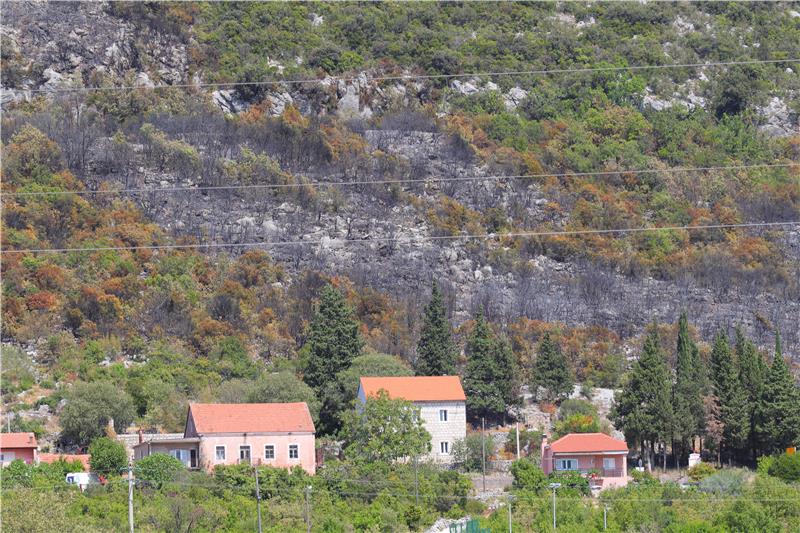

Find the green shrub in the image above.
[
  {"left": 699, "top": 469, "right": 748, "bottom": 496},
  {"left": 688, "top": 462, "right": 717, "bottom": 482},
  {"left": 452, "top": 433, "right": 495, "bottom": 472},
  {"left": 88, "top": 437, "right": 128, "bottom": 476},
  {"left": 135, "top": 453, "right": 185, "bottom": 488},
  {"left": 767, "top": 453, "right": 800, "bottom": 482},
  {"left": 511, "top": 458, "right": 547, "bottom": 491}
]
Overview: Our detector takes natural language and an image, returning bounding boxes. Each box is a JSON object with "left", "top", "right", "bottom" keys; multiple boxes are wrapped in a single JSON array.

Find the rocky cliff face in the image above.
[{"left": 3, "top": 2, "right": 799, "bottom": 355}]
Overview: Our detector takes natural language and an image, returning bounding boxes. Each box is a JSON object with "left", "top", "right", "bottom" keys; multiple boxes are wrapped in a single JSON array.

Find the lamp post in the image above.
[{"left": 548, "top": 482, "right": 561, "bottom": 530}]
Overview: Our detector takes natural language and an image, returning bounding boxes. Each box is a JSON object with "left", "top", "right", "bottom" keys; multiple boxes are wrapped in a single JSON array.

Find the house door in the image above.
[{"left": 190, "top": 449, "right": 197, "bottom": 468}]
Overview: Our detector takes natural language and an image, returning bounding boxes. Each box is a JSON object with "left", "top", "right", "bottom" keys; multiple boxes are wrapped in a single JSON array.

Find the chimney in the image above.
[
  {"left": 28, "top": 433, "right": 34, "bottom": 444},
  {"left": 138, "top": 429, "right": 143, "bottom": 444}
]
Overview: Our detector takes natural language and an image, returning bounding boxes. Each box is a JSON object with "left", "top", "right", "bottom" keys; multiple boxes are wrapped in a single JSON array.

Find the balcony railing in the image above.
[{"left": 555, "top": 468, "right": 625, "bottom": 478}]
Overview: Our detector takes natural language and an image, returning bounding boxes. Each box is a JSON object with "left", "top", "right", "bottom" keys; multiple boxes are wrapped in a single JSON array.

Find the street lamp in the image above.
[{"left": 548, "top": 482, "right": 561, "bottom": 529}]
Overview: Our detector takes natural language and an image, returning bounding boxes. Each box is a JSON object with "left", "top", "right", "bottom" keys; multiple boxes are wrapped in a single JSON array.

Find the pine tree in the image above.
[
  {"left": 304, "top": 284, "right": 364, "bottom": 391},
  {"left": 672, "top": 312, "right": 704, "bottom": 465},
  {"left": 611, "top": 326, "right": 672, "bottom": 469},
  {"left": 463, "top": 312, "right": 517, "bottom": 424},
  {"left": 415, "top": 281, "right": 458, "bottom": 376},
  {"left": 532, "top": 332, "right": 574, "bottom": 402},
  {"left": 754, "top": 332, "right": 800, "bottom": 455},
  {"left": 709, "top": 330, "right": 749, "bottom": 464},
  {"left": 735, "top": 327, "right": 767, "bottom": 462}
]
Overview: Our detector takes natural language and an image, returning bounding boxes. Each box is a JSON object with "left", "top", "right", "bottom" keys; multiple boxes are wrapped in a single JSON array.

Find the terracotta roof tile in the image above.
[
  {"left": 549, "top": 433, "right": 628, "bottom": 453},
  {"left": 189, "top": 403, "right": 314, "bottom": 434},
  {"left": 39, "top": 453, "right": 90, "bottom": 470},
  {"left": 0, "top": 432, "right": 37, "bottom": 448},
  {"left": 359, "top": 376, "right": 466, "bottom": 402}
]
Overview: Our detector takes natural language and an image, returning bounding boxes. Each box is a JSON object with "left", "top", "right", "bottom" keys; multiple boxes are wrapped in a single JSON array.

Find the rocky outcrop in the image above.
[{"left": 757, "top": 97, "right": 799, "bottom": 138}]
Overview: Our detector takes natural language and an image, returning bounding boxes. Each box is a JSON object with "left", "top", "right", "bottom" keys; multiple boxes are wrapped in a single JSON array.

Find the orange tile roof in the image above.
[
  {"left": 189, "top": 403, "right": 315, "bottom": 434},
  {"left": 549, "top": 433, "right": 628, "bottom": 453},
  {"left": 0, "top": 432, "right": 37, "bottom": 448},
  {"left": 39, "top": 453, "right": 90, "bottom": 471},
  {"left": 359, "top": 376, "right": 466, "bottom": 402}
]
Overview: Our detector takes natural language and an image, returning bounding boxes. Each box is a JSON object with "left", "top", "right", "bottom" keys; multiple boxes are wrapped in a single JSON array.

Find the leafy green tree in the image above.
[
  {"left": 463, "top": 313, "right": 517, "bottom": 424},
  {"left": 553, "top": 414, "right": 601, "bottom": 439},
  {"left": 319, "top": 352, "right": 412, "bottom": 435},
  {"left": 452, "top": 433, "right": 495, "bottom": 472},
  {"left": 735, "top": 327, "right": 767, "bottom": 462},
  {"left": 1, "top": 459, "right": 33, "bottom": 488},
  {"left": 210, "top": 337, "right": 257, "bottom": 379},
  {"left": 611, "top": 326, "right": 673, "bottom": 469},
  {"left": 511, "top": 458, "right": 547, "bottom": 491},
  {"left": 135, "top": 453, "right": 185, "bottom": 488},
  {"left": 709, "top": 331, "right": 749, "bottom": 464},
  {"left": 767, "top": 452, "right": 800, "bottom": 482},
  {"left": 672, "top": 312, "right": 704, "bottom": 466},
  {"left": 415, "top": 282, "right": 458, "bottom": 376},
  {"left": 304, "top": 284, "right": 364, "bottom": 391},
  {"left": 531, "top": 332, "right": 573, "bottom": 402},
  {"left": 88, "top": 437, "right": 128, "bottom": 475},
  {"left": 341, "top": 391, "right": 430, "bottom": 463},
  {"left": 754, "top": 332, "right": 800, "bottom": 455},
  {"left": 505, "top": 427, "right": 543, "bottom": 457},
  {"left": 60, "top": 382, "right": 135, "bottom": 446},
  {"left": 249, "top": 371, "right": 322, "bottom": 425}
]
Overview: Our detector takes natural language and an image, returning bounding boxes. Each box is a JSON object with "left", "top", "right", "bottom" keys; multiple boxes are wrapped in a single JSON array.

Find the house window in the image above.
[
  {"left": 556, "top": 459, "right": 577, "bottom": 471},
  {"left": 440, "top": 441, "right": 450, "bottom": 455},
  {"left": 215, "top": 446, "right": 225, "bottom": 461},
  {"left": 603, "top": 458, "right": 616, "bottom": 471},
  {"left": 170, "top": 449, "right": 190, "bottom": 466},
  {"left": 288, "top": 444, "right": 299, "bottom": 459},
  {"left": 439, "top": 409, "right": 448, "bottom": 422},
  {"left": 265, "top": 445, "right": 275, "bottom": 460},
  {"left": 0, "top": 452, "right": 14, "bottom": 463},
  {"left": 239, "top": 445, "right": 251, "bottom": 463}
]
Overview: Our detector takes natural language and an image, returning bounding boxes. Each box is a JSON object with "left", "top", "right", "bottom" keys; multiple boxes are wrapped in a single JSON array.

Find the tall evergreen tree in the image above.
[
  {"left": 672, "top": 312, "right": 704, "bottom": 466},
  {"left": 415, "top": 281, "right": 458, "bottom": 376},
  {"left": 463, "top": 312, "right": 517, "bottom": 424},
  {"left": 611, "top": 326, "right": 673, "bottom": 470},
  {"left": 303, "top": 284, "right": 364, "bottom": 391},
  {"left": 735, "top": 327, "right": 767, "bottom": 462},
  {"left": 532, "top": 332, "right": 574, "bottom": 402},
  {"left": 754, "top": 332, "right": 800, "bottom": 455},
  {"left": 709, "top": 330, "right": 749, "bottom": 464}
]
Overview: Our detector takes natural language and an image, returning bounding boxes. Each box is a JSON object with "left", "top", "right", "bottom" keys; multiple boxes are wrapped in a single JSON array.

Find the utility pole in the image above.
[
  {"left": 548, "top": 482, "right": 561, "bottom": 530},
  {"left": 413, "top": 455, "right": 419, "bottom": 506},
  {"left": 481, "top": 417, "right": 486, "bottom": 492},
  {"left": 304, "top": 485, "right": 312, "bottom": 533},
  {"left": 127, "top": 463, "right": 134, "bottom": 533},
  {"left": 515, "top": 422, "right": 520, "bottom": 460},
  {"left": 507, "top": 494, "right": 513, "bottom": 533},
  {"left": 254, "top": 466, "right": 263, "bottom": 533},
  {"left": 603, "top": 505, "right": 608, "bottom": 530}
]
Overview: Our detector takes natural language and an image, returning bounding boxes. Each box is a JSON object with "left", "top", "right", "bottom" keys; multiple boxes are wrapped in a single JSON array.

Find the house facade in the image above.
[
  {"left": 541, "top": 433, "right": 629, "bottom": 489},
  {"left": 133, "top": 402, "right": 316, "bottom": 474},
  {"left": 357, "top": 376, "right": 467, "bottom": 464},
  {"left": 0, "top": 432, "right": 38, "bottom": 465}
]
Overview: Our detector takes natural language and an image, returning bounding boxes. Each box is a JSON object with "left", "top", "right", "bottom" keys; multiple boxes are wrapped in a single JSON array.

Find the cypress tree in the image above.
[
  {"left": 463, "top": 312, "right": 517, "bottom": 424},
  {"left": 735, "top": 327, "right": 767, "bottom": 462},
  {"left": 304, "top": 284, "right": 364, "bottom": 391},
  {"left": 754, "top": 332, "right": 800, "bottom": 455},
  {"left": 612, "top": 326, "right": 672, "bottom": 470},
  {"left": 532, "top": 332, "right": 574, "bottom": 402},
  {"left": 672, "top": 312, "right": 704, "bottom": 465},
  {"left": 415, "top": 281, "right": 458, "bottom": 376},
  {"left": 709, "top": 330, "right": 749, "bottom": 464}
]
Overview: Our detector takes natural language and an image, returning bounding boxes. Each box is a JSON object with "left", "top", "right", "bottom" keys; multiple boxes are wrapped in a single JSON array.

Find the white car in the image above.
[{"left": 65, "top": 472, "right": 100, "bottom": 491}]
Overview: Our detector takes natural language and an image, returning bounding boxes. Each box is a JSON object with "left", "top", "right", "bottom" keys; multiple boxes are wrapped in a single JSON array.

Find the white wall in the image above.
[{"left": 417, "top": 401, "right": 466, "bottom": 464}]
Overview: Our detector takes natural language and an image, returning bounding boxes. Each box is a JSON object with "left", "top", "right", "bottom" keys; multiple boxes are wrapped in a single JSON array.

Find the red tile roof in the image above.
[
  {"left": 359, "top": 376, "right": 466, "bottom": 402},
  {"left": 549, "top": 433, "right": 628, "bottom": 453},
  {"left": 39, "top": 453, "right": 90, "bottom": 471},
  {"left": 0, "top": 432, "right": 37, "bottom": 448},
  {"left": 189, "top": 403, "right": 315, "bottom": 434}
]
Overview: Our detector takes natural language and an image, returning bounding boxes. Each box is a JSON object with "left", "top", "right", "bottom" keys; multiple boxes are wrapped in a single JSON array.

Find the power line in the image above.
[
  {"left": 3, "top": 162, "right": 796, "bottom": 198},
  {"left": 15, "top": 58, "right": 800, "bottom": 95},
  {"left": 2, "top": 221, "right": 797, "bottom": 255}
]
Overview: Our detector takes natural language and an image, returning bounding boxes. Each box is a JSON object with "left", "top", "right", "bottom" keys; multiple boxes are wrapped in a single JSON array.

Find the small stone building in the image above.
[{"left": 357, "top": 376, "right": 467, "bottom": 464}]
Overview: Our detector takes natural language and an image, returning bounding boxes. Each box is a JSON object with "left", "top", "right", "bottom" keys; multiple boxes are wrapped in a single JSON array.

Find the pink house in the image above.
[
  {"left": 541, "top": 433, "right": 629, "bottom": 490},
  {"left": 134, "top": 403, "right": 316, "bottom": 475},
  {"left": 0, "top": 432, "right": 38, "bottom": 465}
]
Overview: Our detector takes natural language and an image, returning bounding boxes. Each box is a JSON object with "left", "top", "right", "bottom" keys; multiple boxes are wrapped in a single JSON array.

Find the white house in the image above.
[{"left": 357, "top": 376, "right": 467, "bottom": 464}]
